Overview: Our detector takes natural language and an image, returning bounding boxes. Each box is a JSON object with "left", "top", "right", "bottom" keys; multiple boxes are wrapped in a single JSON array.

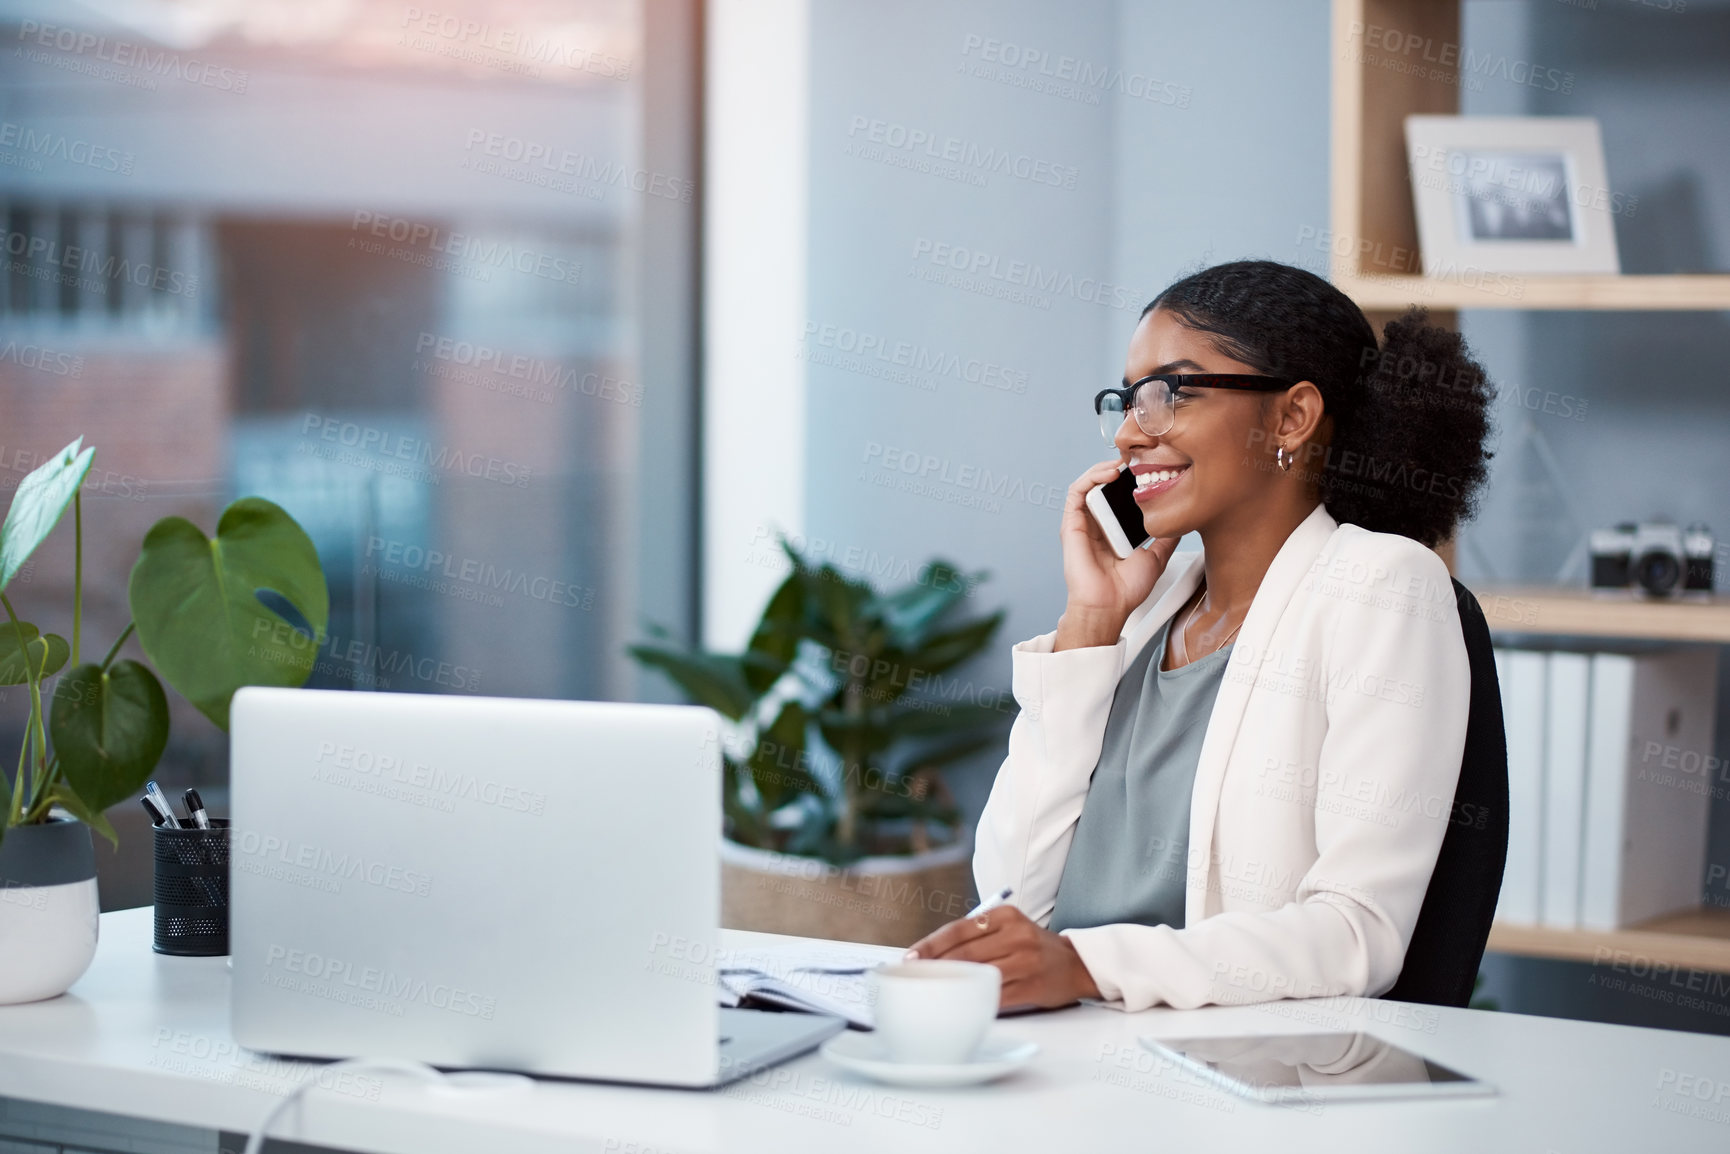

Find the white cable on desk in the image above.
[
  {"left": 241, "top": 1058, "right": 535, "bottom": 1153},
  {"left": 242, "top": 1057, "right": 444, "bottom": 1154}
]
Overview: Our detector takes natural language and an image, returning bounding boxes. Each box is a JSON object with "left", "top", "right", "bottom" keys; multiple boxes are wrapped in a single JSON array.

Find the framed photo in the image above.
[{"left": 1404, "top": 116, "right": 1621, "bottom": 276}]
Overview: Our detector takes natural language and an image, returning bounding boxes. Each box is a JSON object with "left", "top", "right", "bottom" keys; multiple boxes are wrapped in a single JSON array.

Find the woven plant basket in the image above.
[{"left": 720, "top": 838, "right": 977, "bottom": 947}]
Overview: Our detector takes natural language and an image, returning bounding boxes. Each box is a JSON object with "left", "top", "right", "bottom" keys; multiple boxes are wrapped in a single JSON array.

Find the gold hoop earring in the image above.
[{"left": 1276, "top": 445, "right": 1293, "bottom": 473}]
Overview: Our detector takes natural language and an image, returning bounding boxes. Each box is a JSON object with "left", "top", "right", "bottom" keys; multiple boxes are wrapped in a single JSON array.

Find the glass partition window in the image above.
[{"left": 0, "top": 0, "right": 697, "bottom": 906}]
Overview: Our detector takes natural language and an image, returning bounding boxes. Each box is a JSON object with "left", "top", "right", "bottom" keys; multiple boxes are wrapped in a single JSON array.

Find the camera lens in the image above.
[{"left": 1634, "top": 549, "right": 1682, "bottom": 596}]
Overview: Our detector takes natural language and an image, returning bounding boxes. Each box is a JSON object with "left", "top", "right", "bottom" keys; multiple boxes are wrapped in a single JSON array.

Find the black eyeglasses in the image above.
[{"left": 1094, "top": 373, "right": 1297, "bottom": 442}]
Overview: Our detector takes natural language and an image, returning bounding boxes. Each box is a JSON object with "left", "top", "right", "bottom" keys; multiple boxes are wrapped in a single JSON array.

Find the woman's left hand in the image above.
[{"left": 905, "top": 906, "right": 1102, "bottom": 1009}]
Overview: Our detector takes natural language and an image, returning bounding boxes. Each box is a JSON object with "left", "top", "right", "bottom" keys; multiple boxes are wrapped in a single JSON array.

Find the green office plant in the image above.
[
  {"left": 629, "top": 536, "right": 1010, "bottom": 866},
  {"left": 0, "top": 438, "right": 330, "bottom": 847}
]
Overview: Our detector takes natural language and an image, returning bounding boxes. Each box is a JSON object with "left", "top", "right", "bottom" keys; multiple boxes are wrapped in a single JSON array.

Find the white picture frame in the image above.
[{"left": 1404, "top": 116, "right": 1621, "bottom": 276}]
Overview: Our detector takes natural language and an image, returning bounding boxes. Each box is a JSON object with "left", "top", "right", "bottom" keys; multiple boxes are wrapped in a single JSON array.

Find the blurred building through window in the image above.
[{"left": 0, "top": 0, "right": 699, "bottom": 899}]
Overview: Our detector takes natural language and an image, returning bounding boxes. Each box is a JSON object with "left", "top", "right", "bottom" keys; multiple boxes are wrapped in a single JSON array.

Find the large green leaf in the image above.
[
  {"left": 872, "top": 560, "right": 974, "bottom": 647},
  {"left": 901, "top": 613, "right": 1005, "bottom": 675},
  {"left": 0, "top": 622, "right": 69, "bottom": 685},
  {"left": 743, "top": 572, "right": 804, "bottom": 694},
  {"left": 816, "top": 708, "right": 896, "bottom": 761},
  {"left": 854, "top": 644, "right": 918, "bottom": 705},
  {"left": 0, "top": 438, "right": 93, "bottom": 593},
  {"left": 42, "top": 780, "right": 119, "bottom": 847},
  {"left": 747, "top": 702, "right": 821, "bottom": 810},
  {"left": 880, "top": 700, "right": 1012, "bottom": 740},
  {"left": 49, "top": 660, "right": 170, "bottom": 814},
  {"left": 722, "top": 759, "right": 772, "bottom": 848},
  {"left": 628, "top": 644, "right": 757, "bottom": 720},
  {"left": 844, "top": 626, "right": 999, "bottom": 705},
  {"left": 128, "top": 497, "right": 329, "bottom": 731},
  {"left": 806, "top": 563, "right": 874, "bottom": 652},
  {"left": 818, "top": 698, "right": 1009, "bottom": 750},
  {"left": 890, "top": 733, "right": 1002, "bottom": 776}
]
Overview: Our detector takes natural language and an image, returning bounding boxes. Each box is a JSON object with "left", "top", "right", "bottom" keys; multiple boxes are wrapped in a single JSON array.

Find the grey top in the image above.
[{"left": 1047, "top": 614, "right": 1234, "bottom": 933}]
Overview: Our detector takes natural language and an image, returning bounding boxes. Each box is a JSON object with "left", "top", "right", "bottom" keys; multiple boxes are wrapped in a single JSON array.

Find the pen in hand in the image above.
[
  {"left": 903, "top": 887, "right": 1016, "bottom": 960},
  {"left": 964, "top": 886, "right": 1015, "bottom": 920}
]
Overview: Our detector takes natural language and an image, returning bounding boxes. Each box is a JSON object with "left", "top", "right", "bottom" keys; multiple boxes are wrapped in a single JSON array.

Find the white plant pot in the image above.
[{"left": 0, "top": 817, "right": 100, "bottom": 1005}]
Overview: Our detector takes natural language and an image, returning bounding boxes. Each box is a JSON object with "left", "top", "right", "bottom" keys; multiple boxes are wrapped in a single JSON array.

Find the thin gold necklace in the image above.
[{"left": 1176, "top": 584, "right": 1243, "bottom": 664}]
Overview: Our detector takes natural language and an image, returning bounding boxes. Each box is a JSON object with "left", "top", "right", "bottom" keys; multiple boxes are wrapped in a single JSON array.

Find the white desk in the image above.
[{"left": 2, "top": 909, "right": 1728, "bottom": 1154}]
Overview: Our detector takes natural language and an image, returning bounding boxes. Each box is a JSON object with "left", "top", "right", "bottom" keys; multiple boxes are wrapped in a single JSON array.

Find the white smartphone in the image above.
[{"left": 1085, "top": 468, "right": 1153, "bottom": 560}]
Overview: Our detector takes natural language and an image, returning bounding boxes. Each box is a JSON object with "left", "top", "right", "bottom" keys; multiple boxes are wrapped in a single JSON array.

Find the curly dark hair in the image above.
[{"left": 1144, "top": 260, "right": 1494, "bottom": 548}]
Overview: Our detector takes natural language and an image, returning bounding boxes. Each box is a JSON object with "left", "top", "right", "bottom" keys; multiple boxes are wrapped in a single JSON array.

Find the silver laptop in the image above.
[{"left": 229, "top": 687, "right": 843, "bottom": 1087}]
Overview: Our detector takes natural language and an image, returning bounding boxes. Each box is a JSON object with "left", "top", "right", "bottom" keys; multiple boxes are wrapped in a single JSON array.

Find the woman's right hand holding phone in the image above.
[{"left": 1054, "top": 459, "right": 1179, "bottom": 652}]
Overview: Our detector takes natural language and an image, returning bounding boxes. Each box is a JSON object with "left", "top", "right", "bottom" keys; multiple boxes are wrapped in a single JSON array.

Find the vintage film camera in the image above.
[{"left": 1589, "top": 521, "right": 1714, "bottom": 597}]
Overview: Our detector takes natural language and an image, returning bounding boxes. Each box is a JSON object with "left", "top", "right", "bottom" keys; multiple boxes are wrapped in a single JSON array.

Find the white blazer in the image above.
[{"left": 974, "top": 503, "right": 1470, "bottom": 1011}]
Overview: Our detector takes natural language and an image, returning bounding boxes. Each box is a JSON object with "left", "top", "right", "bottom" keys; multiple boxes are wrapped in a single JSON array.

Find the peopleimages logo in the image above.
[
  {"left": 263, "top": 945, "right": 496, "bottom": 1019},
  {"left": 313, "top": 741, "right": 548, "bottom": 816},
  {"left": 413, "top": 332, "right": 641, "bottom": 406},
  {"left": 299, "top": 413, "right": 533, "bottom": 489},
  {"left": 958, "top": 34, "right": 1192, "bottom": 108},
  {"left": 1224, "top": 642, "right": 1426, "bottom": 709},
  {"left": 1408, "top": 146, "right": 1635, "bottom": 216},
  {"left": 0, "top": 338, "right": 83, "bottom": 378},
  {"left": 844, "top": 115, "right": 1079, "bottom": 190},
  {"left": 349, "top": 211, "right": 583, "bottom": 283},
  {"left": 861, "top": 441, "right": 1064, "bottom": 510},
  {"left": 16, "top": 21, "right": 249, "bottom": 93},
  {"left": 1344, "top": 20, "right": 1576, "bottom": 94},
  {"left": 362, "top": 535, "right": 597, "bottom": 611},
  {"left": 233, "top": 832, "right": 433, "bottom": 898},
  {"left": 800, "top": 321, "right": 1028, "bottom": 394},
  {"left": 248, "top": 617, "right": 481, "bottom": 693},
  {"left": 0, "top": 120, "right": 132, "bottom": 174},
  {"left": 910, "top": 237, "right": 1137, "bottom": 311},
  {"left": 461, "top": 130, "right": 693, "bottom": 202},
  {"left": 400, "top": 8, "right": 633, "bottom": 80},
  {"left": 1, "top": 227, "right": 198, "bottom": 297}
]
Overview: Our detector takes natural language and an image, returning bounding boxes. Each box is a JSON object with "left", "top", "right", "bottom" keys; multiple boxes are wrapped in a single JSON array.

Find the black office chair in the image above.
[{"left": 1381, "top": 579, "right": 1509, "bottom": 1008}]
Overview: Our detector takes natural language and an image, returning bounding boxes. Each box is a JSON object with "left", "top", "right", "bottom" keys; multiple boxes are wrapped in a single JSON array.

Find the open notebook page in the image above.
[{"left": 717, "top": 939, "right": 905, "bottom": 1029}]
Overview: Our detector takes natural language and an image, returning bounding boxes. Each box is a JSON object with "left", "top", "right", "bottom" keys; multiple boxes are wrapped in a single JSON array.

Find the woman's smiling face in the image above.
[{"left": 1113, "top": 306, "right": 1297, "bottom": 540}]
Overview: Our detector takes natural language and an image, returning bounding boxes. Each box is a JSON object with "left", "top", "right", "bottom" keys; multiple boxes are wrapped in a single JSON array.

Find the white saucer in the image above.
[{"left": 820, "top": 1031, "right": 1038, "bottom": 1087}]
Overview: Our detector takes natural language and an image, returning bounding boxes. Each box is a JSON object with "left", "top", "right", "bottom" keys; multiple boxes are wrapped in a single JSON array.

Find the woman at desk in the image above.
[{"left": 909, "top": 260, "right": 1493, "bottom": 1012}]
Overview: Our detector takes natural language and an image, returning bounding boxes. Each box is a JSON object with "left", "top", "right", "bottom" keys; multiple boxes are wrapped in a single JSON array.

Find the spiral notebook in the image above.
[{"left": 716, "top": 939, "right": 904, "bottom": 1030}]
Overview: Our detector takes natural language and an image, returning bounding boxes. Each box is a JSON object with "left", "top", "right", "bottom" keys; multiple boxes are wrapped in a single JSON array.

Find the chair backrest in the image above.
[{"left": 1381, "top": 579, "right": 1510, "bottom": 1008}]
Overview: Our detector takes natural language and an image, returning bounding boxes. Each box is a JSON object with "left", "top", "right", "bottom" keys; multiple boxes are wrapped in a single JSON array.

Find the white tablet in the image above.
[{"left": 1139, "top": 1032, "right": 1497, "bottom": 1104}]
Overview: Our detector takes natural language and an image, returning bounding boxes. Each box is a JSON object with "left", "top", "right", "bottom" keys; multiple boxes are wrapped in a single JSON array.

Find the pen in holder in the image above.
[{"left": 152, "top": 818, "right": 229, "bottom": 956}]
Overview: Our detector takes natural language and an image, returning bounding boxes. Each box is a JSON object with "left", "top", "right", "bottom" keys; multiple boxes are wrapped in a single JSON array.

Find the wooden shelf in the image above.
[
  {"left": 1334, "top": 4, "right": 1730, "bottom": 991},
  {"left": 1489, "top": 907, "right": 1730, "bottom": 974},
  {"left": 1329, "top": 0, "right": 1727, "bottom": 314},
  {"left": 1474, "top": 585, "right": 1730, "bottom": 643},
  {"left": 1340, "top": 274, "right": 1730, "bottom": 313}
]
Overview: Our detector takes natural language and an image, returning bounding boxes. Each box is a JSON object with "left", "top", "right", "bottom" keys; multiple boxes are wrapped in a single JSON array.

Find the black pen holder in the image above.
[{"left": 153, "top": 819, "right": 229, "bottom": 956}]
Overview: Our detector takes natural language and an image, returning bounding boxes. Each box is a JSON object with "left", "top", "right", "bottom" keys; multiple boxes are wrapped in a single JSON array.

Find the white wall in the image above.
[
  {"left": 702, "top": 0, "right": 811, "bottom": 649},
  {"left": 704, "top": 0, "right": 1334, "bottom": 814},
  {"left": 797, "top": 0, "right": 1331, "bottom": 818}
]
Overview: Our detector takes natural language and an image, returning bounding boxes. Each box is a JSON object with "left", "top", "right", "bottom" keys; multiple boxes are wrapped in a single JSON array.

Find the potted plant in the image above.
[
  {"left": 0, "top": 438, "right": 327, "bottom": 1004},
  {"left": 629, "top": 537, "right": 1010, "bottom": 945}
]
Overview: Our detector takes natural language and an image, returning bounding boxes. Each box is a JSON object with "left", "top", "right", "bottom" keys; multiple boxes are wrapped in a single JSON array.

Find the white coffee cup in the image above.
[{"left": 870, "top": 960, "right": 1000, "bottom": 1064}]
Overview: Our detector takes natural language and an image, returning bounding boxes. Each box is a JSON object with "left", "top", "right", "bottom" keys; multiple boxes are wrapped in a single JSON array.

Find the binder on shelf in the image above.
[
  {"left": 1580, "top": 648, "right": 1719, "bottom": 931},
  {"left": 1494, "top": 647, "right": 1546, "bottom": 926},
  {"left": 1540, "top": 651, "right": 1590, "bottom": 929}
]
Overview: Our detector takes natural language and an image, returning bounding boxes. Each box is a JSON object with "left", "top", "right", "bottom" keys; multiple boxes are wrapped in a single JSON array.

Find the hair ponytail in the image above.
[
  {"left": 1146, "top": 261, "right": 1495, "bottom": 548},
  {"left": 1328, "top": 308, "right": 1495, "bottom": 546}
]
